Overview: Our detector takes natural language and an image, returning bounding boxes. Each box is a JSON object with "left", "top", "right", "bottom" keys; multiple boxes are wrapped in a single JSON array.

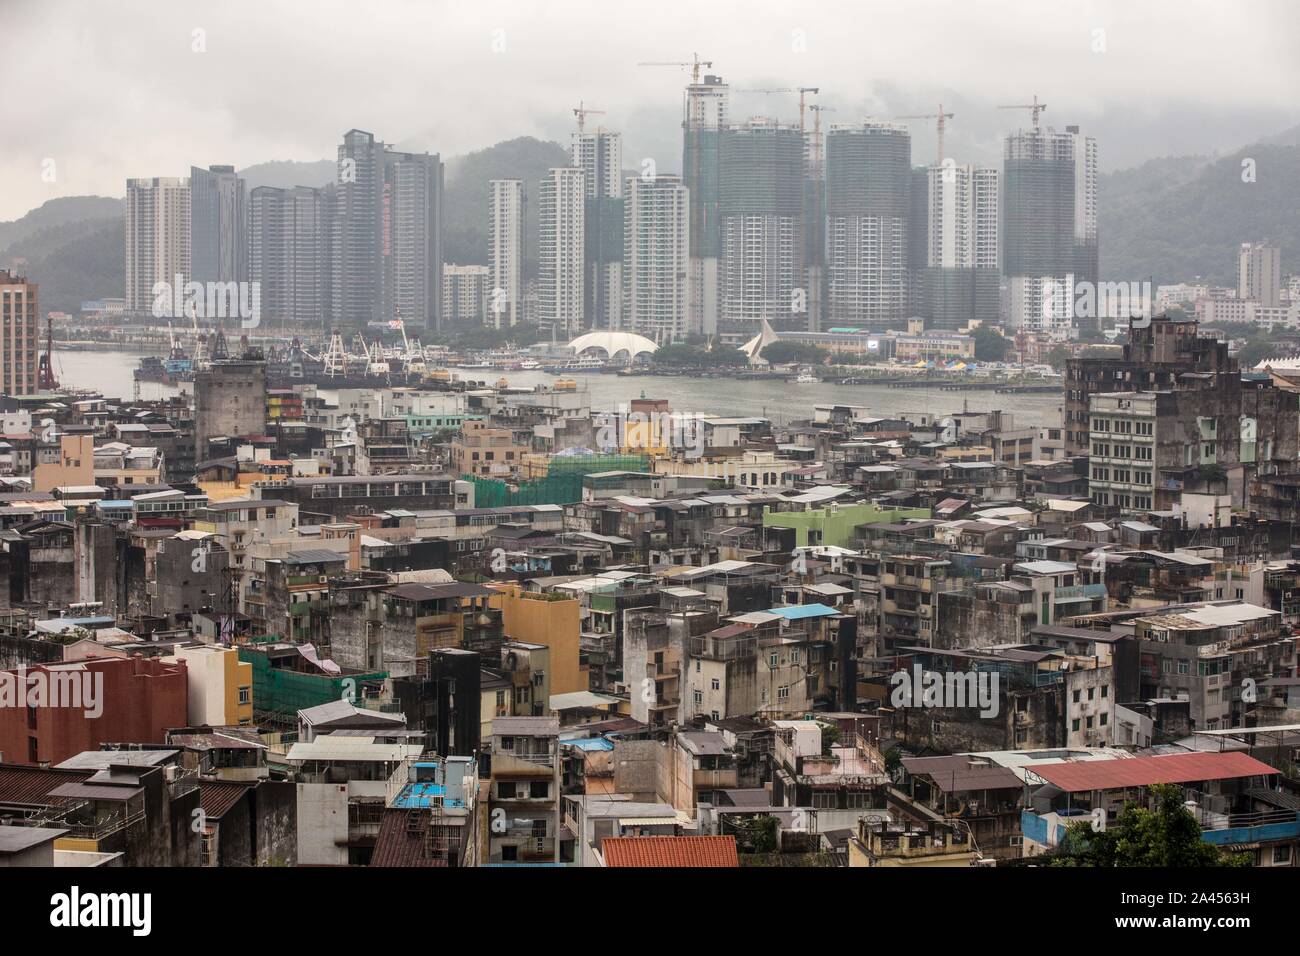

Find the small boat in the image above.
[{"left": 794, "top": 372, "right": 821, "bottom": 384}]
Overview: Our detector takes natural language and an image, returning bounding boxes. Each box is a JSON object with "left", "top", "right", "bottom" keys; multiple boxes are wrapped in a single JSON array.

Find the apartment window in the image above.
[
  {"left": 529, "top": 781, "right": 548, "bottom": 799},
  {"left": 693, "top": 690, "right": 702, "bottom": 705},
  {"left": 711, "top": 678, "right": 720, "bottom": 691},
  {"left": 769, "top": 652, "right": 778, "bottom": 668},
  {"left": 1273, "top": 845, "right": 1292, "bottom": 865},
  {"left": 777, "top": 685, "right": 789, "bottom": 700},
  {"left": 1072, "top": 718, "right": 1081, "bottom": 732},
  {"left": 500, "top": 736, "right": 514, "bottom": 750},
  {"left": 238, "top": 687, "right": 251, "bottom": 705},
  {"left": 497, "top": 782, "right": 517, "bottom": 799}
]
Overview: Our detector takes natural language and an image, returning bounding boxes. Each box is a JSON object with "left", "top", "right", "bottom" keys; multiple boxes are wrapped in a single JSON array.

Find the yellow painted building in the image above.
[
  {"left": 165, "top": 644, "right": 255, "bottom": 726},
  {"left": 488, "top": 584, "right": 584, "bottom": 696}
]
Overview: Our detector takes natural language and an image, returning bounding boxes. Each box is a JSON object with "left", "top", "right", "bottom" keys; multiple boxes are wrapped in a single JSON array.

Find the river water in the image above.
[{"left": 53, "top": 350, "right": 1065, "bottom": 427}]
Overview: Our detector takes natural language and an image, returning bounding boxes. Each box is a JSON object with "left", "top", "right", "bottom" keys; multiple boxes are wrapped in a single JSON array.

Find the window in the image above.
[
  {"left": 497, "top": 782, "right": 517, "bottom": 799},
  {"left": 693, "top": 690, "right": 702, "bottom": 705},
  {"left": 238, "top": 686, "right": 251, "bottom": 705},
  {"left": 777, "top": 685, "right": 790, "bottom": 700},
  {"left": 529, "top": 781, "right": 549, "bottom": 799},
  {"left": 711, "top": 678, "right": 720, "bottom": 691}
]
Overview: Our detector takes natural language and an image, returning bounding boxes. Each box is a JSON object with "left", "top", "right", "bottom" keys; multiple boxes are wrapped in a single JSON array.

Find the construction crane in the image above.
[
  {"left": 896, "top": 104, "right": 954, "bottom": 166},
  {"left": 735, "top": 86, "right": 820, "bottom": 132},
  {"left": 998, "top": 93, "right": 1047, "bottom": 129},
  {"left": 572, "top": 100, "right": 605, "bottom": 133},
  {"left": 637, "top": 52, "right": 713, "bottom": 85},
  {"left": 807, "top": 104, "right": 836, "bottom": 174}
]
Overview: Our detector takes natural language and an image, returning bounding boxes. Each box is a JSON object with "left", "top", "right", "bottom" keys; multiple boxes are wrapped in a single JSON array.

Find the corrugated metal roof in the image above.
[
  {"left": 0, "top": 765, "right": 91, "bottom": 807},
  {"left": 198, "top": 781, "right": 253, "bottom": 820},
  {"left": 602, "top": 835, "right": 739, "bottom": 868},
  {"left": 1028, "top": 752, "right": 1278, "bottom": 793}
]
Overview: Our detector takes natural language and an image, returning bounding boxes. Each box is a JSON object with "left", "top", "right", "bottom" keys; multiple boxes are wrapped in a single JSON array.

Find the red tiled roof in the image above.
[
  {"left": 1028, "top": 752, "right": 1278, "bottom": 793},
  {"left": 602, "top": 835, "right": 739, "bottom": 868}
]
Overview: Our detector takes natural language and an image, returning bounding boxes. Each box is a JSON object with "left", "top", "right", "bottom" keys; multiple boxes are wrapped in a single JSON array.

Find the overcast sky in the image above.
[{"left": 4, "top": 0, "right": 1299, "bottom": 220}]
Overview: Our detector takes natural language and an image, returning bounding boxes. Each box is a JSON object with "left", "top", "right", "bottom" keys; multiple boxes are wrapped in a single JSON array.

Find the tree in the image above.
[
  {"left": 761, "top": 341, "right": 828, "bottom": 366},
  {"left": 652, "top": 343, "right": 747, "bottom": 368},
  {"left": 818, "top": 722, "right": 841, "bottom": 755},
  {"left": 1235, "top": 339, "right": 1277, "bottom": 371},
  {"left": 1050, "top": 784, "right": 1248, "bottom": 867},
  {"left": 1045, "top": 345, "right": 1070, "bottom": 371},
  {"left": 973, "top": 325, "right": 1011, "bottom": 362}
]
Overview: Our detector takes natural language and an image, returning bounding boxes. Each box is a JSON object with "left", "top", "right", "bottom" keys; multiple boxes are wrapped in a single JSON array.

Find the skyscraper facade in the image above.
[
  {"left": 682, "top": 74, "right": 728, "bottom": 337},
  {"left": 331, "top": 129, "right": 385, "bottom": 328},
  {"left": 1002, "top": 125, "right": 1098, "bottom": 336},
  {"left": 573, "top": 128, "right": 624, "bottom": 330},
  {"left": 488, "top": 179, "right": 525, "bottom": 328},
  {"left": 189, "top": 164, "right": 248, "bottom": 288},
  {"left": 538, "top": 166, "right": 587, "bottom": 336},
  {"left": 249, "top": 184, "right": 332, "bottom": 328},
  {"left": 718, "top": 120, "right": 805, "bottom": 338},
  {"left": 825, "top": 122, "right": 912, "bottom": 327},
  {"left": 125, "top": 177, "right": 191, "bottom": 315},
  {"left": 623, "top": 174, "right": 690, "bottom": 343},
  {"left": 384, "top": 150, "right": 445, "bottom": 331},
  {"left": 922, "top": 164, "right": 1000, "bottom": 330}
]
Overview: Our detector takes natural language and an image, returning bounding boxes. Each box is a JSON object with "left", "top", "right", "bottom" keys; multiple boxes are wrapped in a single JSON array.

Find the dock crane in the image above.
[
  {"left": 572, "top": 100, "right": 606, "bottom": 133},
  {"left": 896, "top": 104, "right": 954, "bottom": 166},
  {"left": 998, "top": 93, "right": 1047, "bottom": 129}
]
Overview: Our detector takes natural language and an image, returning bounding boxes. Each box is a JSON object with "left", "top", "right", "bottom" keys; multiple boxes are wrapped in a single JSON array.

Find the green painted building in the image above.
[{"left": 763, "top": 502, "right": 930, "bottom": 549}]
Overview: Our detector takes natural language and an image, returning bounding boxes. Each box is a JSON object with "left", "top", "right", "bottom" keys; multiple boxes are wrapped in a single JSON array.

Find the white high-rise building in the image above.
[
  {"left": 623, "top": 175, "right": 691, "bottom": 343},
  {"left": 573, "top": 128, "right": 623, "bottom": 330},
  {"left": 125, "top": 177, "right": 191, "bottom": 316},
  {"left": 442, "top": 265, "right": 491, "bottom": 326},
  {"left": 1239, "top": 242, "right": 1282, "bottom": 308},
  {"left": 538, "top": 167, "right": 586, "bottom": 336},
  {"left": 488, "top": 179, "right": 525, "bottom": 328},
  {"left": 927, "top": 165, "right": 998, "bottom": 270}
]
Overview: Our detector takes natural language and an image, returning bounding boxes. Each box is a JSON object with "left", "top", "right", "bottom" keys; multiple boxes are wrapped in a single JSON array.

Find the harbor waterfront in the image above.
[{"left": 55, "top": 349, "right": 1065, "bottom": 425}]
